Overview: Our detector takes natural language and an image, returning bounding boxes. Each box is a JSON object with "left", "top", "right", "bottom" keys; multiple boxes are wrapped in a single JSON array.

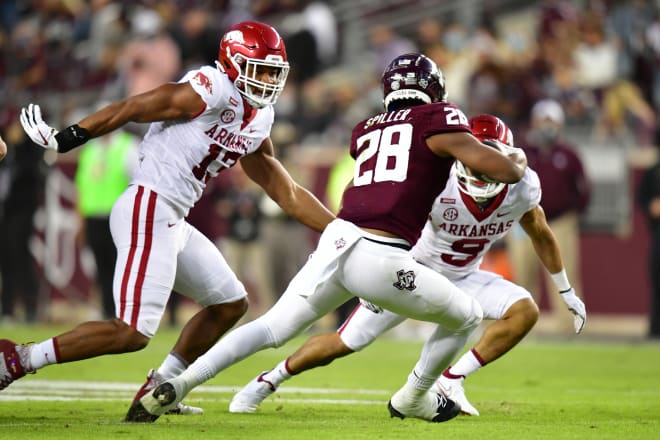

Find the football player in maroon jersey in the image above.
[
  {"left": 228, "top": 114, "right": 585, "bottom": 417},
  {"left": 126, "top": 53, "right": 526, "bottom": 424}
]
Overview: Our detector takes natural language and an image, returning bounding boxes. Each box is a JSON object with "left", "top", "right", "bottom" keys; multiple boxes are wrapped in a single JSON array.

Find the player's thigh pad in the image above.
[
  {"left": 341, "top": 239, "right": 482, "bottom": 331},
  {"left": 173, "top": 223, "right": 247, "bottom": 306},
  {"left": 110, "top": 186, "right": 182, "bottom": 337},
  {"left": 338, "top": 305, "right": 406, "bottom": 351},
  {"left": 454, "top": 270, "right": 533, "bottom": 320}
]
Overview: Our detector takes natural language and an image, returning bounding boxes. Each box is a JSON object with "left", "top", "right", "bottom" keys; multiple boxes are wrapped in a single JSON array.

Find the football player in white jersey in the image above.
[
  {"left": 0, "top": 21, "right": 335, "bottom": 418},
  {"left": 227, "top": 114, "right": 586, "bottom": 417}
]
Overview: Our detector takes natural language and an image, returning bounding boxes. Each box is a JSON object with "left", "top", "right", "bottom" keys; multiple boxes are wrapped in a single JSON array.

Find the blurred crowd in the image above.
[{"left": 1, "top": 0, "right": 659, "bottom": 332}]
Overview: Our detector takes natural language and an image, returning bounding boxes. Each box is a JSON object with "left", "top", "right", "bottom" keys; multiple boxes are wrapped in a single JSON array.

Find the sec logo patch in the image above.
[
  {"left": 221, "top": 109, "right": 236, "bottom": 123},
  {"left": 443, "top": 207, "right": 458, "bottom": 221}
]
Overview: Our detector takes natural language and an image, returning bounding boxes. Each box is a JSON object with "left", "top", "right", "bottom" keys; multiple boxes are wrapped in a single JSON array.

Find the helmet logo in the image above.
[
  {"left": 418, "top": 78, "right": 428, "bottom": 89},
  {"left": 391, "top": 81, "right": 400, "bottom": 91},
  {"left": 224, "top": 30, "right": 245, "bottom": 44}
]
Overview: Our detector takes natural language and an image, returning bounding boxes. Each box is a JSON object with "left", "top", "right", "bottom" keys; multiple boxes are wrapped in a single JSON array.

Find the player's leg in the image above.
[
  {"left": 341, "top": 238, "right": 482, "bottom": 422},
  {"left": 129, "top": 283, "right": 351, "bottom": 421},
  {"left": 169, "top": 223, "right": 249, "bottom": 364},
  {"left": 230, "top": 304, "right": 406, "bottom": 413},
  {"left": 125, "top": 222, "right": 249, "bottom": 418},
  {"left": 437, "top": 272, "right": 538, "bottom": 415}
]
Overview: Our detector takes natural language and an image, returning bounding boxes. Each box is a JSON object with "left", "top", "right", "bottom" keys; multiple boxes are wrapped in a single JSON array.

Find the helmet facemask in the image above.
[
  {"left": 220, "top": 51, "right": 289, "bottom": 108},
  {"left": 454, "top": 160, "right": 506, "bottom": 203}
]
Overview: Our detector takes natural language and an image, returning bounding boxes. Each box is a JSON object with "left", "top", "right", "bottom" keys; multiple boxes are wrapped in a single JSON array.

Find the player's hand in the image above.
[
  {"left": 0, "top": 135, "right": 7, "bottom": 162},
  {"left": 560, "top": 288, "right": 586, "bottom": 334},
  {"left": 20, "top": 104, "right": 59, "bottom": 151}
]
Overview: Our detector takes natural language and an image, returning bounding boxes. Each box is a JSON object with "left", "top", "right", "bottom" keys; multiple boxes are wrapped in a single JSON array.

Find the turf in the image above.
[{"left": 1, "top": 324, "right": 658, "bottom": 439}]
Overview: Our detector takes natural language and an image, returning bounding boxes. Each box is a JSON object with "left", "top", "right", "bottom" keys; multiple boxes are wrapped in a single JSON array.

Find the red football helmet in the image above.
[
  {"left": 455, "top": 114, "right": 514, "bottom": 201},
  {"left": 381, "top": 53, "right": 447, "bottom": 111},
  {"left": 217, "top": 21, "right": 290, "bottom": 108}
]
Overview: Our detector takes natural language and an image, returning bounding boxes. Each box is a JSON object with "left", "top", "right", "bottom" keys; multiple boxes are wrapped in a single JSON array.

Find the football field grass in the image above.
[{"left": 1, "top": 324, "right": 659, "bottom": 439}]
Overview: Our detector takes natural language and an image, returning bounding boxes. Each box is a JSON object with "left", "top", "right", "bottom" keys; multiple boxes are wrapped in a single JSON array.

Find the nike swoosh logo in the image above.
[
  {"left": 38, "top": 129, "right": 49, "bottom": 145},
  {"left": 167, "top": 222, "right": 177, "bottom": 228},
  {"left": 496, "top": 212, "right": 510, "bottom": 217}
]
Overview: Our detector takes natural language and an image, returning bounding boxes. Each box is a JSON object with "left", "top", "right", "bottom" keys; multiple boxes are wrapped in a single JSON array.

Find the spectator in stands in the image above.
[
  {"left": 74, "top": 125, "right": 139, "bottom": 319},
  {"left": 506, "top": 99, "right": 590, "bottom": 334},
  {"left": 119, "top": 7, "right": 181, "bottom": 97},
  {"left": 638, "top": 144, "right": 660, "bottom": 339},
  {"left": 0, "top": 119, "right": 47, "bottom": 323}
]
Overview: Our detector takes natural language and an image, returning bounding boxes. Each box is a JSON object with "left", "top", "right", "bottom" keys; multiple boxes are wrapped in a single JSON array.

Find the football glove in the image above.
[
  {"left": 560, "top": 288, "right": 586, "bottom": 334},
  {"left": 20, "top": 103, "right": 59, "bottom": 151}
]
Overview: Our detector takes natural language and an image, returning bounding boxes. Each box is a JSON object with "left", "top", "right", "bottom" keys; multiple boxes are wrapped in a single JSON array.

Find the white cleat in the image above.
[
  {"left": 434, "top": 375, "right": 480, "bottom": 416},
  {"left": 387, "top": 387, "right": 461, "bottom": 423},
  {"left": 229, "top": 371, "right": 277, "bottom": 413}
]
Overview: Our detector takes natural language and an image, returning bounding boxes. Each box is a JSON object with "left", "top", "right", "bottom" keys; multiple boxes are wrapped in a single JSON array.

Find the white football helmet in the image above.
[{"left": 454, "top": 114, "right": 514, "bottom": 202}]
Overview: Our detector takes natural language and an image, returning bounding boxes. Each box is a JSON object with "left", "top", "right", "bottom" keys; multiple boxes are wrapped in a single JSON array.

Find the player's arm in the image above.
[
  {"left": 518, "top": 205, "right": 586, "bottom": 333},
  {"left": 240, "top": 137, "right": 335, "bottom": 233},
  {"left": 20, "top": 82, "right": 205, "bottom": 153},
  {"left": 426, "top": 131, "right": 526, "bottom": 183},
  {"left": 78, "top": 83, "right": 205, "bottom": 137},
  {"left": 518, "top": 206, "right": 562, "bottom": 273}
]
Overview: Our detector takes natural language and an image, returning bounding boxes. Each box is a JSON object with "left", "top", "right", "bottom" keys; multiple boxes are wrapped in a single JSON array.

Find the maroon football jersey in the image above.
[{"left": 337, "top": 102, "right": 471, "bottom": 245}]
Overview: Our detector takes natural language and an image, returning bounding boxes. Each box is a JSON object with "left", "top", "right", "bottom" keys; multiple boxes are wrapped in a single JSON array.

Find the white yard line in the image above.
[{"left": 0, "top": 379, "right": 389, "bottom": 405}]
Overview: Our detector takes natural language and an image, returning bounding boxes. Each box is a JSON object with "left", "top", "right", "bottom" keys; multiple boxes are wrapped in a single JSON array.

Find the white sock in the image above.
[
  {"left": 404, "top": 370, "right": 436, "bottom": 396},
  {"left": 157, "top": 352, "right": 188, "bottom": 380},
  {"left": 29, "top": 339, "right": 58, "bottom": 370},
  {"left": 261, "top": 359, "right": 293, "bottom": 388},
  {"left": 447, "top": 349, "right": 485, "bottom": 379}
]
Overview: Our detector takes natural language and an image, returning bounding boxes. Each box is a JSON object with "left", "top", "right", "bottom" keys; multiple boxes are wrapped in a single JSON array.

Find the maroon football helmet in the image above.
[
  {"left": 217, "top": 21, "right": 290, "bottom": 108},
  {"left": 455, "top": 114, "right": 514, "bottom": 201},
  {"left": 381, "top": 53, "right": 447, "bottom": 111}
]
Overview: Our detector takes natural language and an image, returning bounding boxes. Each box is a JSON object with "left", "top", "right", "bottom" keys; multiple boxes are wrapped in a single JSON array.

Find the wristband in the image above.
[
  {"left": 550, "top": 269, "right": 571, "bottom": 293},
  {"left": 54, "top": 124, "right": 91, "bottom": 153}
]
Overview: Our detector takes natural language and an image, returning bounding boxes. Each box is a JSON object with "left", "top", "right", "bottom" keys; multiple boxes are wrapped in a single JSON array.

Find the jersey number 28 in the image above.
[{"left": 353, "top": 123, "right": 412, "bottom": 186}]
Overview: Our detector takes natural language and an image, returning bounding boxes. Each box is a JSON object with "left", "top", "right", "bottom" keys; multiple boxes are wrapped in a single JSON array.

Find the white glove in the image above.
[
  {"left": 20, "top": 104, "right": 59, "bottom": 151},
  {"left": 560, "top": 288, "right": 586, "bottom": 334}
]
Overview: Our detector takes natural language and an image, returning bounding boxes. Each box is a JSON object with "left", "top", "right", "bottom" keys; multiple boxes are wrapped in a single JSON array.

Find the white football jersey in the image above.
[
  {"left": 411, "top": 167, "right": 541, "bottom": 280},
  {"left": 132, "top": 65, "right": 274, "bottom": 216}
]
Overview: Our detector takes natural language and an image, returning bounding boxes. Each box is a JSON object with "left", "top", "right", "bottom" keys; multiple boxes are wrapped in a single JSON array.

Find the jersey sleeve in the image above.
[
  {"left": 182, "top": 66, "right": 226, "bottom": 109},
  {"left": 519, "top": 168, "right": 542, "bottom": 212},
  {"left": 419, "top": 102, "right": 471, "bottom": 139}
]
